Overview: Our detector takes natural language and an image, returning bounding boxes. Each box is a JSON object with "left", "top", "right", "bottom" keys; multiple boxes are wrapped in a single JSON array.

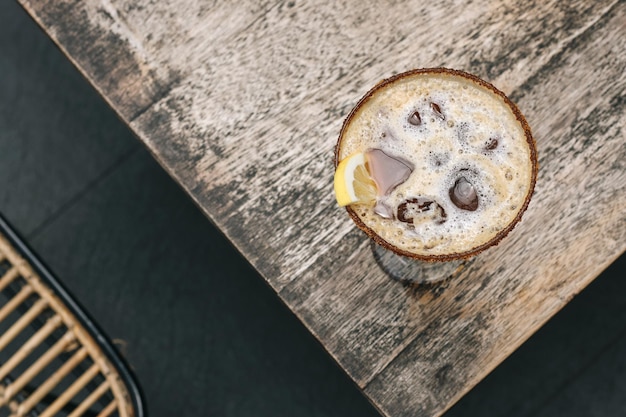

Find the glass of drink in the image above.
[{"left": 333, "top": 68, "right": 538, "bottom": 284}]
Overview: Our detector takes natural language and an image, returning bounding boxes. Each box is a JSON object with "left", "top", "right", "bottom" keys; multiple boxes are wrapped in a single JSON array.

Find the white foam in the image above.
[{"left": 338, "top": 72, "right": 534, "bottom": 256}]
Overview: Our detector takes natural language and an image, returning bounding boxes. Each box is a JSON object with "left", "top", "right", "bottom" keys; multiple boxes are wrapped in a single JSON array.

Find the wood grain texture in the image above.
[
  {"left": 366, "top": 5, "right": 626, "bottom": 416},
  {"left": 443, "top": 255, "right": 626, "bottom": 417},
  {"left": 138, "top": 0, "right": 618, "bottom": 291},
  {"left": 19, "top": 0, "right": 174, "bottom": 119},
  {"left": 18, "top": 0, "right": 626, "bottom": 416}
]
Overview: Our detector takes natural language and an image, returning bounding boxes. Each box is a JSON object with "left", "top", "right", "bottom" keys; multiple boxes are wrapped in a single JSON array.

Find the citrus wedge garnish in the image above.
[{"left": 334, "top": 152, "right": 377, "bottom": 207}]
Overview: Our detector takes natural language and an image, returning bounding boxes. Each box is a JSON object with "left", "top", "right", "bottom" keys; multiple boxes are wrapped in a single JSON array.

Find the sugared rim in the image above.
[{"left": 334, "top": 68, "right": 538, "bottom": 261}]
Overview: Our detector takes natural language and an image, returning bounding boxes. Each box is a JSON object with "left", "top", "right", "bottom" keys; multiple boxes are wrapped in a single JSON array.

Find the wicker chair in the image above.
[{"left": 0, "top": 215, "right": 144, "bottom": 417}]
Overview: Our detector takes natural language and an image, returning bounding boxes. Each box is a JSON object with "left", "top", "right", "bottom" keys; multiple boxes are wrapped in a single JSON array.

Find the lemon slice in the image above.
[{"left": 334, "top": 152, "right": 377, "bottom": 206}]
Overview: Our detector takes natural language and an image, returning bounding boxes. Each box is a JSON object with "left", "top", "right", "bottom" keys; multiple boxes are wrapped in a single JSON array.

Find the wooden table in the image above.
[{"left": 20, "top": 1, "right": 625, "bottom": 415}]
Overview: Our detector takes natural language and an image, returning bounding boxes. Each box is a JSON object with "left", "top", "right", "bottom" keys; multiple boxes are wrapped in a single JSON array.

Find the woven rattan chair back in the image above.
[{"left": 0, "top": 217, "right": 143, "bottom": 417}]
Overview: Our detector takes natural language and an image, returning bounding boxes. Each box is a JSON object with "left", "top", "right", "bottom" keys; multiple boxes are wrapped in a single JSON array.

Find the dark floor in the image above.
[{"left": 1, "top": 2, "right": 625, "bottom": 416}]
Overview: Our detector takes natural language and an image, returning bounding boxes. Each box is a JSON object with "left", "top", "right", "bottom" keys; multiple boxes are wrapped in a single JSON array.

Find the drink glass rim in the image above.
[{"left": 334, "top": 67, "right": 538, "bottom": 262}]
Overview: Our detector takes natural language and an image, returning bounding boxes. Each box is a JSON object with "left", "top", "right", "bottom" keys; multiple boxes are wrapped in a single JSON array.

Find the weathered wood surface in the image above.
[{"left": 19, "top": 0, "right": 626, "bottom": 416}]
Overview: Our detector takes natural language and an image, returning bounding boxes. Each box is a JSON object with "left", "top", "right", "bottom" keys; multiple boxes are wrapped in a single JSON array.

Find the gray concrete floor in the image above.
[{"left": 1, "top": 2, "right": 625, "bottom": 416}]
